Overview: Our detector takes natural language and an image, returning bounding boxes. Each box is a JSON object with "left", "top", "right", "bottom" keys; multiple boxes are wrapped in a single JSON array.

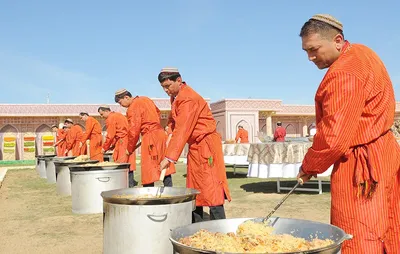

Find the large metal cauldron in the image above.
[
  {"left": 53, "top": 158, "right": 97, "bottom": 196},
  {"left": 69, "top": 163, "right": 129, "bottom": 214},
  {"left": 35, "top": 155, "right": 56, "bottom": 179},
  {"left": 170, "top": 217, "right": 352, "bottom": 254},
  {"left": 101, "top": 187, "right": 200, "bottom": 254}
]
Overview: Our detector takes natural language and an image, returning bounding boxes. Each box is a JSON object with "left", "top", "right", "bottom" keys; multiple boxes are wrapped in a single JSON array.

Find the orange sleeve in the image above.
[
  {"left": 82, "top": 118, "right": 94, "bottom": 141},
  {"left": 66, "top": 128, "right": 77, "bottom": 150},
  {"left": 165, "top": 99, "right": 200, "bottom": 161},
  {"left": 302, "top": 72, "right": 365, "bottom": 175},
  {"left": 103, "top": 116, "right": 116, "bottom": 151},
  {"left": 167, "top": 97, "right": 175, "bottom": 131},
  {"left": 235, "top": 130, "right": 241, "bottom": 142},
  {"left": 127, "top": 106, "right": 142, "bottom": 153}
]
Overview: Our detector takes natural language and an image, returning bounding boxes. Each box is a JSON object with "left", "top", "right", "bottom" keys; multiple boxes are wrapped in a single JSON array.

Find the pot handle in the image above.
[
  {"left": 96, "top": 177, "right": 111, "bottom": 182},
  {"left": 147, "top": 212, "right": 168, "bottom": 222}
]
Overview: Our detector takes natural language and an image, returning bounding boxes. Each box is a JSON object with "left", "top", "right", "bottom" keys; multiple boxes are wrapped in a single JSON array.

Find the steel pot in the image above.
[
  {"left": 69, "top": 163, "right": 129, "bottom": 214},
  {"left": 53, "top": 159, "right": 98, "bottom": 196},
  {"left": 170, "top": 217, "right": 352, "bottom": 254},
  {"left": 102, "top": 187, "right": 200, "bottom": 254}
]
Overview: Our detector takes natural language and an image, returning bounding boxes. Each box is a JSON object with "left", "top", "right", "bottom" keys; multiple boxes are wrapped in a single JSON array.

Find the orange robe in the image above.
[
  {"left": 82, "top": 116, "right": 103, "bottom": 162},
  {"left": 301, "top": 41, "right": 400, "bottom": 253},
  {"left": 55, "top": 129, "right": 67, "bottom": 156},
  {"left": 103, "top": 112, "right": 136, "bottom": 171},
  {"left": 66, "top": 124, "right": 84, "bottom": 156},
  {"left": 166, "top": 83, "right": 231, "bottom": 207},
  {"left": 126, "top": 96, "right": 176, "bottom": 185},
  {"left": 273, "top": 127, "right": 286, "bottom": 142},
  {"left": 235, "top": 129, "right": 249, "bottom": 143}
]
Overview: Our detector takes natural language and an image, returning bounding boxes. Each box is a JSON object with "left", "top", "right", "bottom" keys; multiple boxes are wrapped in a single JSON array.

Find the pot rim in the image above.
[{"left": 169, "top": 217, "right": 352, "bottom": 254}]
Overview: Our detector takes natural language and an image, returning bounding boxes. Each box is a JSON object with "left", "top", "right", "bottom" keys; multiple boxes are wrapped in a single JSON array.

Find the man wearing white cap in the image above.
[
  {"left": 297, "top": 14, "right": 400, "bottom": 253},
  {"left": 157, "top": 67, "right": 231, "bottom": 222},
  {"left": 114, "top": 90, "right": 175, "bottom": 187},
  {"left": 79, "top": 112, "right": 103, "bottom": 162},
  {"left": 63, "top": 118, "right": 85, "bottom": 156},
  {"left": 273, "top": 121, "right": 286, "bottom": 142},
  {"left": 98, "top": 105, "right": 137, "bottom": 187}
]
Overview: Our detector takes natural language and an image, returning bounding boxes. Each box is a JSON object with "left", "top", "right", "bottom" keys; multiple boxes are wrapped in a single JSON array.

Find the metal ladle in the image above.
[{"left": 261, "top": 178, "right": 303, "bottom": 223}]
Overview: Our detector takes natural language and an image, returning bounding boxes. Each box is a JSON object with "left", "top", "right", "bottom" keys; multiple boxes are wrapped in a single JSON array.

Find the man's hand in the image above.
[
  {"left": 297, "top": 167, "right": 316, "bottom": 185},
  {"left": 125, "top": 150, "right": 130, "bottom": 156},
  {"left": 159, "top": 158, "right": 170, "bottom": 172},
  {"left": 64, "top": 150, "right": 69, "bottom": 155},
  {"left": 79, "top": 142, "right": 83, "bottom": 148},
  {"left": 101, "top": 148, "right": 106, "bottom": 154}
]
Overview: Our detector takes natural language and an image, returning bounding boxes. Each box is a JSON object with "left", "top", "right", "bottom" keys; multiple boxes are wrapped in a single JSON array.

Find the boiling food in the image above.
[{"left": 178, "top": 220, "right": 334, "bottom": 253}]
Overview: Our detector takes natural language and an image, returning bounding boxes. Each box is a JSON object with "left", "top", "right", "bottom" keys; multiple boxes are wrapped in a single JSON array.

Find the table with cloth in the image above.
[
  {"left": 222, "top": 143, "right": 250, "bottom": 174},
  {"left": 246, "top": 141, "right": 333, "bottom": 194}
]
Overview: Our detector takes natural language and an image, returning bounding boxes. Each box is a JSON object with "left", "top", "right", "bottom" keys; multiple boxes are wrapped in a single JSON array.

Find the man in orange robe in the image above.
[
  {"left": 98, "top": 105, "right": 137, "bottom": 187},
  {"left": 158, "top": 67, "right": 231, "bottom": 222},
  {"left": 297, "top": 14, "right": 400, "bottom": 254},
  {"left": 79, "top": 112, "right": 103, "bottom": 162},
  {"left": 115, "top": 89, "right": 176, "bottom": 187},
  {"left": 235, "top": 125, "right": 249, "bottom": 143},
  {"left": 52, "top": 124, "right": 67, "bottom": 156},
  {"left": 273, "top": 121, "right": 286, "bottom": 142},
  {"left": 63, "top": 119, "right": 84, "bottom": 156}
]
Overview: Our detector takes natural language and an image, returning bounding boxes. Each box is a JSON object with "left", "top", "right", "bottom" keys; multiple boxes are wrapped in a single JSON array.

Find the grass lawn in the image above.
[{"left": 0, "top": 163, "right": 331, "bottom": 254}]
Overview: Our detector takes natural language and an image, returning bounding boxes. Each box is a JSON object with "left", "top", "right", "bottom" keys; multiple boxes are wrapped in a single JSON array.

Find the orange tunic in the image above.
[
  {"left": 302, "top": 42, "right": 400, "bottom": 253},
  {"left": 273, "top": 127, "right": 286, "bottom": 142},
  {"left": 126, "top": 96, "right": 176, "bottom": 185},
  {"left": 55, "top": 129, "right": 67, "bottom": 156},
  {"left": 66, "top": 124, "right": 84, "bottom": 156},
  {"left": 82, "top": 116, "right": 103, "bottom": 162},
  {"left": 235, "top": 129, "right": 249, "bottom": 143},
  {"left": 165, "top": 83, "right": 231, "bottom": 207},
  {"left": 103, "top": 112, "right": 136, "bottom": 171}
]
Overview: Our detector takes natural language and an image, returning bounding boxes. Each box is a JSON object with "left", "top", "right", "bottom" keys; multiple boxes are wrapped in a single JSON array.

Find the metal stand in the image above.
[{"left": 277, "top": 178, "right": 330, "bottom": 194}]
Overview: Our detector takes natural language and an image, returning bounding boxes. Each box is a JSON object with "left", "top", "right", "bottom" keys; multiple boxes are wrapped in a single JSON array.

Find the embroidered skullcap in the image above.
[
  {"left": 64, "top": 118, "right": 74, "bottom": 124},
  {"left": 277, "top": 121, "right": 282, "bottom": 124},
  {"left": 160, "top": 67, "right": 179, "bottom": 73},
  {"left": 115, "top": 88, "right": 128, "bottom": 96},
  {"left": 310, "top": 14, "right": 343, "bottom": 31},
  {"left": 51, "top": 124, "right": 58, "bottom": 129},
  {"left": 99, "top": 104, "right": 111, "bottom": 109}
]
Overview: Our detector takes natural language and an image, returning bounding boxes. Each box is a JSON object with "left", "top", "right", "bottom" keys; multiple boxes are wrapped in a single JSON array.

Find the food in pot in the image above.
[
  {"left": 65, "top": 155, "right": 90, "bottom": 162},
  {"left": 80, "top": 161, "right": 120, "bottom": 166},
  {"left": 178, "top": 220, "right": 334, "bottom": 253},
  {"left": 111, "top": 194, "right": 173, "bottom": 199}
]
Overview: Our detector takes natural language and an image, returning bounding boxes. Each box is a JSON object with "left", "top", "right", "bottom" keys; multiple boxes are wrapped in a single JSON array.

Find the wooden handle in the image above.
[{"left": 159, "top": 168, "right": 166, "bottom": 181}]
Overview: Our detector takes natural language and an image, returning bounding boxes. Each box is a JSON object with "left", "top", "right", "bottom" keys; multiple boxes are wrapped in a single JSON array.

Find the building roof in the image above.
[{"left": 0, "top": 99, "right": 399, "bottom": 117}]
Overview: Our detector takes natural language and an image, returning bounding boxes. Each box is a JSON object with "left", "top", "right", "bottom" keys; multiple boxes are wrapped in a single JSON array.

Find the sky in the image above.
[{"left": 0, "top": 0, "right": 399, "bottom": 105}]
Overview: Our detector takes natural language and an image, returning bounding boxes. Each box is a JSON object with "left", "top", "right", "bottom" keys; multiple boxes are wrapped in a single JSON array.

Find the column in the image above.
[
  {"left": 266, "top": 113, "right": 273, "bottom": 137},
  {"left": 302, "top": 117, "right": 308, "bottom": 137}
]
